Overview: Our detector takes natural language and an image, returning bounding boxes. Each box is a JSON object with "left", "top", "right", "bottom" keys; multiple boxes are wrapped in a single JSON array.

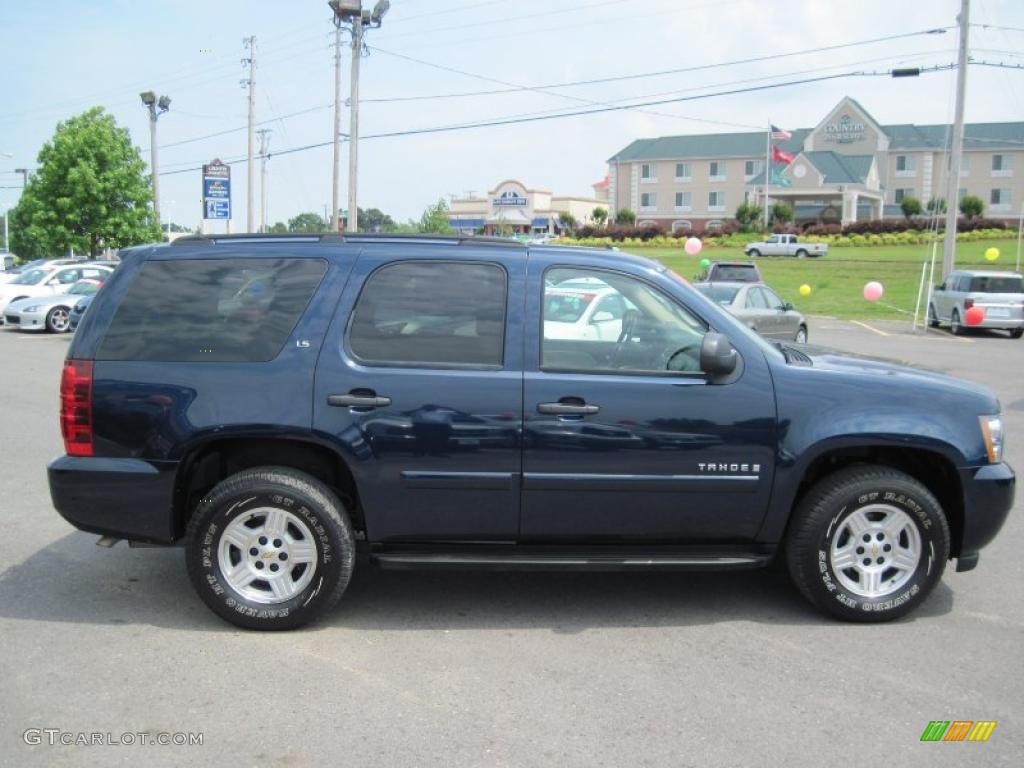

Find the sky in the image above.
[{"left": 1, "top": 0, "right": 1023, "bottom": 229}]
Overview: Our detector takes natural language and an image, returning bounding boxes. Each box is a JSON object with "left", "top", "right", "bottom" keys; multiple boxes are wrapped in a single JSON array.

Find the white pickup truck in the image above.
[{"left": 744, "top": 234, "right": 828, "bottom": 258}]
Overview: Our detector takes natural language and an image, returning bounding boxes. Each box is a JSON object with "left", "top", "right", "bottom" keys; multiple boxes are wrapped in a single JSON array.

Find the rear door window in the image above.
[
  {"left": 348, "top": 261, "right": 507, "bottom": 368},
  {"left": 98, "top": 258, "right": 327, "bottom": 362},
  {"left": 969, "top": 275, "right": 1023, "bottom": 293}
]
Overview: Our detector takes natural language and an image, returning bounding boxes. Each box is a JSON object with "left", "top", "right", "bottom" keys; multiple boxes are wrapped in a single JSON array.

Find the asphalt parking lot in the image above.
[{"left": 1, "top": 319, "right": 1021, "bottom": 768}]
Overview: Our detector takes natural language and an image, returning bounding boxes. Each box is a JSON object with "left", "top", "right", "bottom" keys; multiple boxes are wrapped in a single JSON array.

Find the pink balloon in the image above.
[
  {"left": 863, "top": 281, "right": 884, "bottom": 302},
  {"left": 964, "top": 306, "right": 985, "bottom": 326},
  {"left": 684, "top": 237, "right": 703, "bottom": 256}
]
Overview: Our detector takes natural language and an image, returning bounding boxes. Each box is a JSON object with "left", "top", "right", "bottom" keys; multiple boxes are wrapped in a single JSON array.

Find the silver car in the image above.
[
  {"left": 695, "top": 281, "right": 808, "bottom": 343},
  {"left": 3, "top": 278, "right": 106, "bottom": 332},
  {"left": 929, "top": 270, "right": 1024, "bottom": 338}
]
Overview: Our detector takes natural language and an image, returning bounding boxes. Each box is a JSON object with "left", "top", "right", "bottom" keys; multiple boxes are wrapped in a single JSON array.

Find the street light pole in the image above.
[
  {"left": 331, "top": 24, "right": 343, "bottom": 232},
  {"left": 941, "top": 0, "right": 971, "bottom": 278},
  {"left": 140, "top": 91, "right": 171, "bottom": 229},
  {"left": 14, "top": 168, "right": 29, "bottom": 188}
]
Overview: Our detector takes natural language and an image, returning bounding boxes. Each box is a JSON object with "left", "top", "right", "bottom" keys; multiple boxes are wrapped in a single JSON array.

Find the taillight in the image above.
[
  {"left": 60, "top": 359, "right": 94, "bottom": 457},
  {"left": 964, "top": 298, "right": 974, "bottom": 309}
]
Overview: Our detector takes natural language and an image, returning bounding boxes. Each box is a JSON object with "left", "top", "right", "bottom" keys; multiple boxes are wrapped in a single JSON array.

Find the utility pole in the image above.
[
  {"left": 942, "top": 0, "right": 970, "bottom": 278},
  {"left": 331, "top": 25, "right": 343, "bottom": 232},
  {"left": 243, "top": 36, "right": 257, "bottom": 233},
  {"left": 14, "top": 168, "right": 29, "bottom": 188},
  {"left": 257, "top": 128, "right": 272, "bottom": 233},
  {"left": 139, "top": 91, "right": 171, "bottom": 229},
  {"left": 329, "top": 1, "right": 389, "bottom": 234}
]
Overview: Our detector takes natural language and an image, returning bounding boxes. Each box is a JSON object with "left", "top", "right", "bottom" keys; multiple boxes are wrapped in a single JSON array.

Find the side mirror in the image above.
[
  {"left": 936, "top": 283, "right": 945, "bottom": 291},
  {"left": 783, "top": 302, "right": 794, "bottom": 311},
  {"left": 591, "top": 311, "right": 614, "bottom": 323},
  {"left": 700, "top": 332, "right": 738, "bottom": 379}
]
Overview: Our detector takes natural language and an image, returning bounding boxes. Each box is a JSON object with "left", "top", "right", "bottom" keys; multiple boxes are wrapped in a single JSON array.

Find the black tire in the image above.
[
  {"left": 950, "top": 309, "right": 963, "bottom": 335},
  {"left": 794, "top": 325, "right": 808, "bottom": 343},
  {"left": 747, "top": 249, "right": 761, "bottom": 258},
  {"left": 927, "top": 304, "right": 940, "bottom": 328},
  {"left": 795, "top": 249, "right": 808, "bottom": 259},
  {"left": 45, "top": 305, "right": 71, "bottom": 333},
  {"left": 185, "top": 466, "right": 355, "bottom": 630},
  {"left": 786, "top": 465, "right": 949, "bottom": 622},
  {"left": 1010, "top": 328, "right": 1023, "bottom": 339}
]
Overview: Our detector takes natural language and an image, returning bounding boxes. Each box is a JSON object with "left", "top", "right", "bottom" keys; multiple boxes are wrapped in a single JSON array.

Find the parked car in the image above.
[
  {"left": 745, "top": 234, "right": 828, "bottom": 258},
  {"left": 0, "top": 257, "right": 85, "bottom": 284},
  {"left": 1, "top": 253, "right": 14, "bottom": 272},
  {"left": 694, "top": 281, "right": 808, "bottom": 342},
  {"left": 0, "top": 263, "right": 112, "bottom": 321},
  {"left": 543, "top": 279, "right": 636, "bottom": 341},
  {"left": 700, "top": 261, "right": 763, "bottom": 283},
  {"left": 3, "top": 278, "right": 106, "bottom": 332},
  {"left": 929, "top": 270, "right": 1024, "bottom": 338},
  {"left": 68, "top": 295, "right": 95, "bottom": 332},
  {"left": 49, "top": 234, "right": 1012, "bottom": 630}
]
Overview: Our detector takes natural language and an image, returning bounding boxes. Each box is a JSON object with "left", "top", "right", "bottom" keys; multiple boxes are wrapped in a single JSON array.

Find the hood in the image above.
[
  {"left": 788, "top": 342, "right": 997, "bottom": 406},
  {"left": 4, "top": 292, "right": 72, "bottom": 312}
]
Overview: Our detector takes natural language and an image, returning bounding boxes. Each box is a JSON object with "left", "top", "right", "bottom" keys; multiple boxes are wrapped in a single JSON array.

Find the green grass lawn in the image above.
[{"left": 627, "top": 238, "right": 1021, "bottom": 320}]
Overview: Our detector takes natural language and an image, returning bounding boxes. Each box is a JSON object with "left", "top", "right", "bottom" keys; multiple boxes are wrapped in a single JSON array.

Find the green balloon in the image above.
[{"left": 700, "top": 258, "right": 710, "bottom": 269}]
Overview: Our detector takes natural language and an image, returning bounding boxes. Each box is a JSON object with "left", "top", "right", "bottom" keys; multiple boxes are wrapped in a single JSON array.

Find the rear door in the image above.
[
  {"left": 760, "top": 286, "right": 793, "bottom": 339},
  {"left": 313, "top": 246, "right": 525, "bottom": 543},
  {"left": 743, "top": 286, "right": 772, "bottom": 335}
]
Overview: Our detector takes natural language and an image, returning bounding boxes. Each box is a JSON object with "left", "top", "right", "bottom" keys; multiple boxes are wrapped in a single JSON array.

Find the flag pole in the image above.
[{"left": 764, "top": 121, "right": 771, "bottom": 229}]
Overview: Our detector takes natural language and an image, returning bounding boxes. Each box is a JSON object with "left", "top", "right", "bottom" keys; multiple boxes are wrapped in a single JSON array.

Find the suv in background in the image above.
[
  {"left": 699, "top": 261, "right": 763, "bottom": 283},
  {"left": 929, "top": 270, "right": 1024, "bottom": 337},
  {"left": 48, "top": 234, "right": 1013, "bottom": 629}
]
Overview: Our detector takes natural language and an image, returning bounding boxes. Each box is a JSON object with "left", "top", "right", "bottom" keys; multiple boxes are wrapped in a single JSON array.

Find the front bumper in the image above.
[
  {"left": 48, "top": 455, "right": 179, "bottom": 543},
  {"left": 5, "top": 308, "right": 47, "bottom": 330},
  {"left": 956, "top": 461, "right": 1015, "bottom": 568}
]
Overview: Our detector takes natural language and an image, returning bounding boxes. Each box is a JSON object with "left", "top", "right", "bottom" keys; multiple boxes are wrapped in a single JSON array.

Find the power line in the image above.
[{"left": 158, "top": 64, "right": 953, "bottom": 177}]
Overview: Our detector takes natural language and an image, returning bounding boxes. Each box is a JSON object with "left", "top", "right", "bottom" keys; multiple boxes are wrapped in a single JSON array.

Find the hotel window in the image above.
[
  {"left": 992, "top": 154, "right": 1013, "bottom": 176},
  {"left": 709, "top": 161, "right": 725, "bottom": 181},
  {"left": 959, "top": 155, "right": 970, "bottom": 176},
  {"left": 674, "top": 192, "right": 691, "bottom": 210},
  {"left": 640, "top": 192, "right": 657, "bottom": 210},
  {"left": 990, "top": 189, "right": 1011, "bottom": 209},
  {"left": 744, "top": 160, "right": 763, "bottom": 179},
  {"left": 675, "top": 162, "right": 691, "bottom": 181},
  {"left": 895, "top": 155, "right": 915, "bottom": 176},
  {"left": 958, "top": 188, "right": 968, "bottom": 201},
  {"left": 708, "top": 191, "right": 725, "bottom": 211},
  {"left": 640, "top": 163, "right": 656, "bottom": 182},
  {"left": 894, "top": 188, "right": 914, "bottom": 203}
]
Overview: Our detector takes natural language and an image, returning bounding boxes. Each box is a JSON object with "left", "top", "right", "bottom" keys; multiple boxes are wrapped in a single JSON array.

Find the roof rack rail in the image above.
[{"left": 170, "top": 233, "right": 526, "bottom": 248}]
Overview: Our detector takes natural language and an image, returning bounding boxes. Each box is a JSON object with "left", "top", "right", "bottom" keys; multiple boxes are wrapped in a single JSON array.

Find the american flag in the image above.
[{"left": 770, "top": 124, "right": 792, "bottom": 141}]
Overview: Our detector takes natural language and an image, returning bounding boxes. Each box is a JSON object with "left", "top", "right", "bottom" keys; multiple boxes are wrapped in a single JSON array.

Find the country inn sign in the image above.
[{"left": 601, "top": 96, "right": 1024, "bottom": 233}]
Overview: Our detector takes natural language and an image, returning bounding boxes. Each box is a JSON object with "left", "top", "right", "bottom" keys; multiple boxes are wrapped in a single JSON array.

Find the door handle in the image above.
[
  {"left": 328, "top": 393, "right": 392, "bottom": 408},
  {"left": 537, "top": 402, "right": 600, "bottom": 415}
]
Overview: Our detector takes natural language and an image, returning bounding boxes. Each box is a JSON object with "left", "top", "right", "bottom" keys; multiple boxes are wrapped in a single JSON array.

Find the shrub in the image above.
[
  {"left": 614, "top": 209, "right": 637, "bottom": 226},
  {"left": 959, "top": 195, "right": 984, "bottom": 219},
  {"left": 771, "top": 202, "right": 794, "bottom": 224}
]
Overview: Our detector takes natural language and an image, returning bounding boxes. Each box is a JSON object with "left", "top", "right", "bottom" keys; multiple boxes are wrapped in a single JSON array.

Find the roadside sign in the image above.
[{"left": 202, "top": 160, "right": 231, "bottom": 220}]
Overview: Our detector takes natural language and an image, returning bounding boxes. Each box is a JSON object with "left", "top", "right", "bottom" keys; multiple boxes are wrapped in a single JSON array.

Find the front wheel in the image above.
[
  {"left": 46, "top": 306, "right": 71, "bottom": 333},
  {"left": 1010, "top": 328, "right": 1023, "bottom": 339},
  {"left": 794, "top": 326, "right": 808, "bottom": 343},
  {"left": 185, "top": 466, "right": 356, "bottom": 630},
  {"left": 786, "top": 465, "right": 949, "bottom": 621},
  {"left": 927, "top": 304, "right": 940, "bottom": 328},
  {"left": 950, "top": 309, "right": 963, "bottom": 335},
  {"left": 747, "top": 249, "right": 761, "bottom": 258}
]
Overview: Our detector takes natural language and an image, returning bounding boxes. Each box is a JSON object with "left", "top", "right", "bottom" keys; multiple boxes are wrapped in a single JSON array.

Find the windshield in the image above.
[
  {"left": 694, "top": 284, "right": 741, "bottom": 305},
  {"left": 544, "top": 290, "right": 596, "bottom": 323},
  {"left": 970, "top": 275, "right": 1023, "bottom": 293},
  {"left": 10, "top": 268, "right": 51, "bottom": 285}
]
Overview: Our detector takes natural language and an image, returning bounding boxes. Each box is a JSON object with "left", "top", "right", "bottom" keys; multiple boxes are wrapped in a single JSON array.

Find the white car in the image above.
[
  {"left": 544, "top": 280, "right": 635, "bottom": 341},
  {"left": 0, "top": 263, "right": 112, "bottom": 322},
  {"left": 3, "top": 278, "right": 106, "bottom": 332}
]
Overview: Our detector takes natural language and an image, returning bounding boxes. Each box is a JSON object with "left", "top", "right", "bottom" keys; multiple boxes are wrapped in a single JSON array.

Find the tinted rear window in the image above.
[
  {"left": 711, "top": 265, "right": 757, "bottom": 281},
  {"left": 348, "top": 261, "right": 506, "bottom": 367},
  {"left": 98, "top": 258, "right": 327, "bottom": 362},
  {"left": 969, "top": 275, "right": 1023, "bottom": 293}
]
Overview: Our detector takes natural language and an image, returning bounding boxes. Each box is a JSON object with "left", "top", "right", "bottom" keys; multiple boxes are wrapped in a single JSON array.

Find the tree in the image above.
[
  {"left": 614, "top": 209, "right": 636, "bottom": 226},
  {"left": 900, "top": 196, "right": 923, "bottom": 218},
  {"left": 925, "top": 197, "right": 947, "bottom": 215},
  {"left": 10, "top": 107, "right": 160, "bottom": 257},
  {"left": 288, "top": 212, "right": 327, "bottom": 233},
  {"left": 771, "top": 202, "right": 793, "bottom": 225},
  {"left": 358, "top": 207, "right": 396, "bottom": 232},
  {"left": 591, "top": 207, "right": 608, "bottom": 227},
  {"left": 268, "top": 221, "right": 288, "bottom": 234},
  {"left": 734, "top": 202, "right": 764, "bottom": 232},
  {"left": 418, "top": 198, "right": 454, "bottom": 234},
  {"left": 959, "top": 194, "right": 984, "bottom": 219},
  {"left": 558, "top": 211, "right": 577, "bottom": 233}
]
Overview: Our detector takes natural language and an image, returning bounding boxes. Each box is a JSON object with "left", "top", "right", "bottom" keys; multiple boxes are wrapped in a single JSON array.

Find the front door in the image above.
[
  {"left": 522, "top": 261, "right": 777, "bottom": 542},
  {"left": 313, "top": 247, "right": 524, "bottom": 542}
]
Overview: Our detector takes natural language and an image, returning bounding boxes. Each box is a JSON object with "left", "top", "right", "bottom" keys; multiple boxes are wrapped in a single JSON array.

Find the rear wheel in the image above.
[
  {"left": 927, "top": 304, "right": 940, "bottom": 328},
  {"left": 185, "top": 466, "right": 355, "bottom": 630},
  {"left": 786, "top": 465, "right": 949, "bottom": 621},
  {"left": 795, "top": 249, "right": 808, "bottom": 259},
  {"left": 46, "top": 306, "right": 71, "bottom": 333},
  {"left": 950, "top": 309, "right": 963, "bottom": 335}
]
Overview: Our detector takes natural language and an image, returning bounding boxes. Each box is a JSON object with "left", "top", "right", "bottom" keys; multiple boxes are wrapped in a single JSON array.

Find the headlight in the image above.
[
  {"left": 22, "top": 305, "right": 42, "bottom": 313},
  {"left": 979, "top": 415, "right": 1004, "bottom": 464}
]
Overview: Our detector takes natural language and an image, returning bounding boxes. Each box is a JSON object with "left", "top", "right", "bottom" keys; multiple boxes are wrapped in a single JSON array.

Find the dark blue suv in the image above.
[{"left": 48, "top": 234, "right": 1014, "bottom": 629}]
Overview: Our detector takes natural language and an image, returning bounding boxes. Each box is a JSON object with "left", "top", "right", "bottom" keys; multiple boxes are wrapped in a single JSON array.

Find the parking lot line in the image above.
[{"left": 850, "top": 320, "right": 889, "bottom": 337}]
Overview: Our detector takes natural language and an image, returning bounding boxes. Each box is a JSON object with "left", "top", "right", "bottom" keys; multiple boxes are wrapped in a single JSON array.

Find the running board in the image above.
[{"left": 371, "top": 546, "right": 772, "bottom": 572}]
